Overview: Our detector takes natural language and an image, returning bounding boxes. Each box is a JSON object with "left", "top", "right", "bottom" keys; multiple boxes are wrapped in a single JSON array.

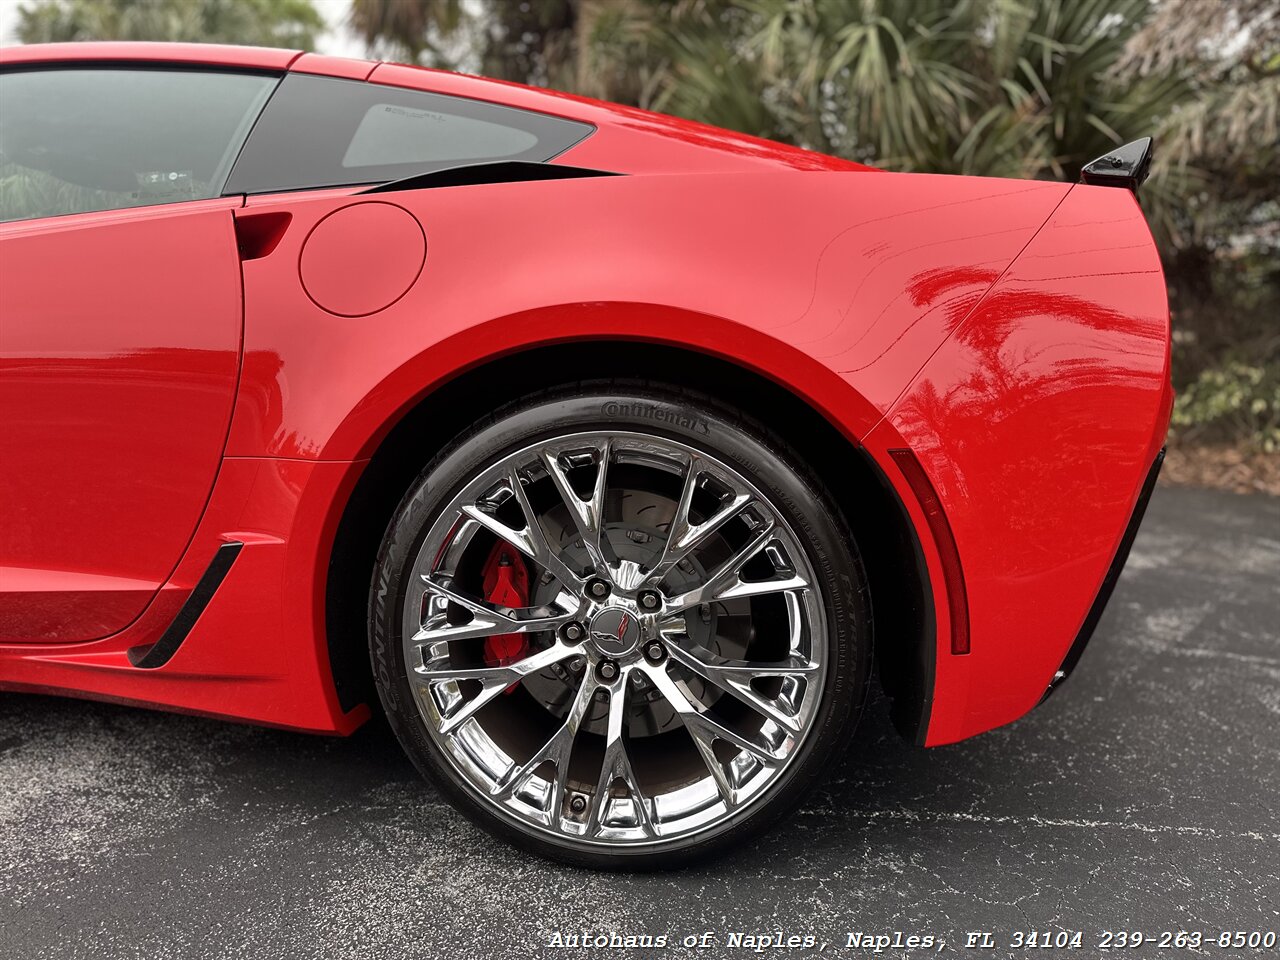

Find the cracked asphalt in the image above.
[{"left": 1, "top": 485, "right": 1277, "bottom": 959}]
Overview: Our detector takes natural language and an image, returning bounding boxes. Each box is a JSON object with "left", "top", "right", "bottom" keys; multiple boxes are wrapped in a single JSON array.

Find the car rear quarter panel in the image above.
[
  {"left": 871, "top": 184, "right": 1172, "bottom": 745},
  {"left": 227, "top": 171, "right": 1070, "bottom": 462}
]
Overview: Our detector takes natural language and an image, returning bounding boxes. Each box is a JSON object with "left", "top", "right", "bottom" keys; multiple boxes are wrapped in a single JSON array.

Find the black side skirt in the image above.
[
  {"left": 1041, "top": 448, "right": 1165, "bottom": 701},
  {"left": 127, "top": 542, "right": 243, "bottom": 669}
]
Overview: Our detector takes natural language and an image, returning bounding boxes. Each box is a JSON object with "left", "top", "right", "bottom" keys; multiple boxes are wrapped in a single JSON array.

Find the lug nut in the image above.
[
  {"left": 561, "top": 621, "right": 584, "bottom": 643},
  {"left": 638, "top": 590, "right": 661, "bottom": 611},
  {"left": 587, "top": 578, "right": 610, "bottom": 599},
  {"left": 597, "top": 659, "right": 619, "bottom": 681},
  {"left": 643, "top": 641, "right": 666, "bottom": 664},
  {"left": 568, "top": 656, "right": 585, "bottom": 672},
  {"left": 569, "top": 794, "right": 587, "bottom": 814}
]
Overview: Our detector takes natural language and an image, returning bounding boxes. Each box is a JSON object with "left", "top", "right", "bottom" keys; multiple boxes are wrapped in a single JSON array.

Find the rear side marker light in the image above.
[{"left": 888, "top": 449, "right": 970, "bottom": 655}]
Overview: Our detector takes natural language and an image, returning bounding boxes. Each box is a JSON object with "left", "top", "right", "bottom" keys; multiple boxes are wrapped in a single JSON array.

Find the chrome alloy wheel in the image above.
[{"left": 401, "top": 431, "right": 828, "bottom": 848}]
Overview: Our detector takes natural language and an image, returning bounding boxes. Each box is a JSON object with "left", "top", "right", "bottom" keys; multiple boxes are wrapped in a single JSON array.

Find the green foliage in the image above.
[
  {"left": 1168, "top": 238, "right": 1280, "bottom": 451},
  {"left": 1173, "top": 362, "right": 1280, "bottom": 453},
  {"left": 349, "top": 0, "right": 464, "bottom": 65},
  {"left": 639, "top": 0, "right": 1198, "bottom": 249},
  {"left": 15, "top": 0, "right": 324, "bottom": 49}
]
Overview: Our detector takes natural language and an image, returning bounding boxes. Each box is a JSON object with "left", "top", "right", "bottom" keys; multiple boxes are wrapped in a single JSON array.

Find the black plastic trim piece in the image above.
[
  {"left": 127, "top": 542, "right": 243, "bottom": 669},
  {"left": 0, "top": 62, "right": 284, "bottom": 77},
  {"left": 1080, "top": 137, "right": 1154, "bottom": 192},
  {"left": 223, "top": 73, "right": 596, "bottom": 196},
  {"left": 360, "top": 160, "right": 620, "bottom": 194},
  {"left": 859, "top": 447, "right": 937, "bottom": 746},
  {"left": 889, "top": 448, "right": 969, "bottom": 657},
  {"left": 1041, "top": 447, "right": 1165, "bottom": 701}
]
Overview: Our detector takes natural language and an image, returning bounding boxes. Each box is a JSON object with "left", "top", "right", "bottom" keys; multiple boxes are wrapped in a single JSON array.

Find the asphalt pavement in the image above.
[{"left": 2, "top": 484, "right": 1277, "bottom": 959}]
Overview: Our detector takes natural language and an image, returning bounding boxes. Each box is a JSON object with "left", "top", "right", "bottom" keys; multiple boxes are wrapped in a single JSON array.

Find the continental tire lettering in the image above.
[{"left": 600, "top": 401, "right": 710, "bottom": 435}]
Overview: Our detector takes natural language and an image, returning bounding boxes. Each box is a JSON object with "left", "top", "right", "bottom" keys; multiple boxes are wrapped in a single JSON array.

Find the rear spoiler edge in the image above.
[{"left": 1079, "top": 137, "right": 1153, "bottom": 192}]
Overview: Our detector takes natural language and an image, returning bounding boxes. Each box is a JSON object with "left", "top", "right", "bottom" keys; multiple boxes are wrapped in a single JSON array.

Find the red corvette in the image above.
[{"left": 0, "top": 42, "right": 1170, "bottom": 867}]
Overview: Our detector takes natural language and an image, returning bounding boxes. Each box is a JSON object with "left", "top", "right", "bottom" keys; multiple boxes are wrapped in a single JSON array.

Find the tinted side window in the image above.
[
  {"left": 224, "top": 74, "right": 593, "bottom": 195},
  {"left": 0, "top": 68, "right": 278, "bottom": 223}
]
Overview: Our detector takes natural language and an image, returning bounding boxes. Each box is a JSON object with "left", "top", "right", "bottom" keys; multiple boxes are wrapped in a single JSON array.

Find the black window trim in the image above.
[
  {"left": 220, "top": 72, "right": 597, "bottom": 198},
  {"left": 359, "top": 160, "right": 619, "bottom": 194},
  {"left": 0, "top": 60, "right": 284, "bottom": 76}
]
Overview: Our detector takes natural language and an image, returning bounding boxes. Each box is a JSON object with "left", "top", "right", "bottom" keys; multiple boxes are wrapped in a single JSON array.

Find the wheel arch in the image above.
[{"left": 323, "top": 339, "right": 935, "bottom": 743}]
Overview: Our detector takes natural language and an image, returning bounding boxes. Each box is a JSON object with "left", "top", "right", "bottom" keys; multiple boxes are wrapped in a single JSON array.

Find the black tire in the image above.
[{"left": 369, "top": 382, "right": 871, "bottom": 869}]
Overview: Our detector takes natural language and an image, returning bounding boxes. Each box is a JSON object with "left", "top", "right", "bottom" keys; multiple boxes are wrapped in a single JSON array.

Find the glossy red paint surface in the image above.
[
  {"left": 875, "top": 185, "right": 1172, "bottom": 745},
  {"left": 290, "top": 52, "right": 378, "bottom": 82},
  {"left": 0, "top": 43, "right": 1171, "bottom": 744},
  {"left": 0, "top": 41, "right": 301, "bottom": 70},
  {"left": 225, "top": 173, "right": 1069, "bottom": 461},
  {"left": 0, "top": 200, "right": 243, "bottom": 643},
  {"left": 0, "top": 454, "right": 368, "bottom": 733},
  {"left": 298, "top": 202, "right": 426, "bottom": 316}
]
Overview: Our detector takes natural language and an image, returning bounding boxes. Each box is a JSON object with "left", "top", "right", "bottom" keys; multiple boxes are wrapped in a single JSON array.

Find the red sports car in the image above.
[{"left": 0, "top": 42, "right": 1171, "bottom": 868}]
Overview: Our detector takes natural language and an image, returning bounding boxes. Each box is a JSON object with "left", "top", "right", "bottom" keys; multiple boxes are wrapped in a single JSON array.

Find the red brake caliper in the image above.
[{"left": 481, "top": 542, "right": 531, "bottom": 690}]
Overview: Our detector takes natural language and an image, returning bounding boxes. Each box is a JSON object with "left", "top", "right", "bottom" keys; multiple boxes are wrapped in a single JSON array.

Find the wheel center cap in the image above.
[{"left": 589, "top": 607, "right": 641, "bottom": 657}]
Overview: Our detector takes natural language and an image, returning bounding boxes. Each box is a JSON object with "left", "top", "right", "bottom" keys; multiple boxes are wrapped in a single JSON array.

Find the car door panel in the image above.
[{"left": 0, "top": 202, "right": 243, "bottom": 643}]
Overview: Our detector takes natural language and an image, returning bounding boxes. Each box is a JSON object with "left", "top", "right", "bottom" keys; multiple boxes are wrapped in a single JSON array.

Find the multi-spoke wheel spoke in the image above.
[
  {"left": 663, "top": 644, "right": 817, "bottom": 734},
  {"left": 646, "top": 665, "right": 786, "bottom": 765},
  {"left": 461, "top": 471, "right": 585, "bottom": 592},
  {"left": 415, "top": 641, "right": 574, "bottom": 733},
  {"left": 663, "top": 521, "right": 809, "bottom": 614},
  {"left": 413, "top": 575, "right": 573, "bottom": 645},
  {"left": 403, "top": 429, "right": 828, "bottom": 849},
  {"left": 645, "top": 455, "right": 754, "bottom": 585},
  {"left": 492, "top": 670, "right": 598, "bottom": 818},
  {"left": 539, "top": 439, "right": 613, "bottom": 574},
  {"left": 588, "top": 680, "right": 654, "bottom": 837}
]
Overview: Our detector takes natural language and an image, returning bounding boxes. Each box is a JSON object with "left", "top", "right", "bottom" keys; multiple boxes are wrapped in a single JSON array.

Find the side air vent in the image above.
[
  {"left": 127, "top": 542, "right": 243, "bottom": 669},
  {"left": 361, "top": 161, "right": 620, "bottom": 194}
]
